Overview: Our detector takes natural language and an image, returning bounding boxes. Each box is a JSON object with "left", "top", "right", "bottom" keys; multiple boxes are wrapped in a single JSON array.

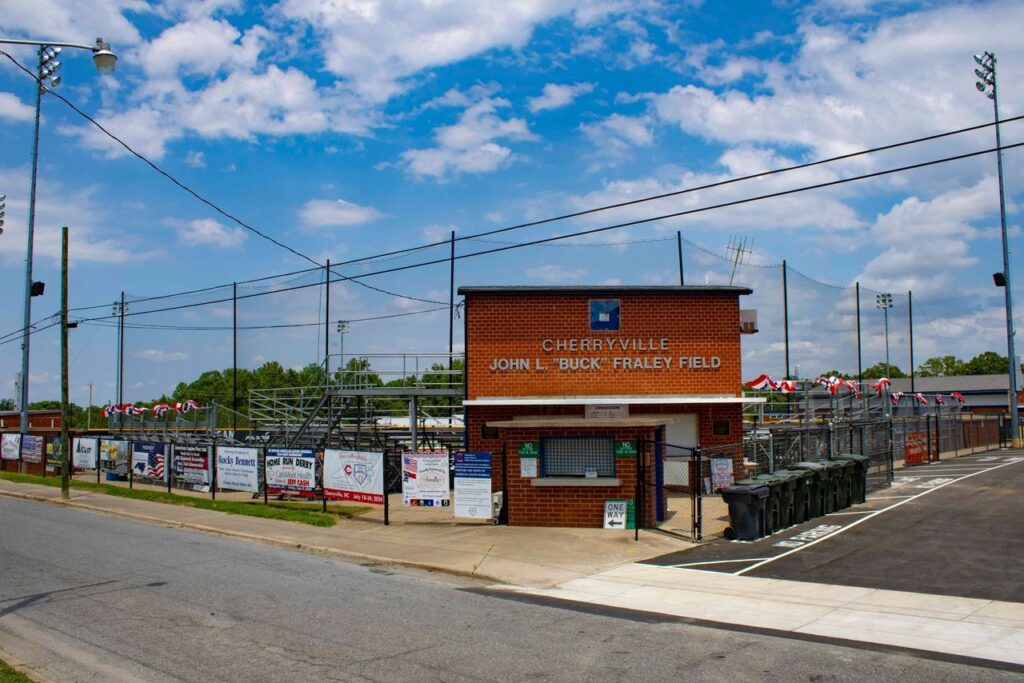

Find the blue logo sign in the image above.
[{"left": 589, "top": 299, "right": 620, "bottom": 331}]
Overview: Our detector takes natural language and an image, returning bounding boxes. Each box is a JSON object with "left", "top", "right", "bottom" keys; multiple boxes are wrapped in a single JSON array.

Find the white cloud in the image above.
[
  {"left": 275, "top": 0, "right": 601, "bottom": 103},
  {"left": 526, "top": 264, "right": 588, "bottom": 282},
  {"left": 528, "top": 82, "right": 595, "bottom": 113},
  {"left": 579, "top": 113, "right": 654, "bottom": 168},
  {"left": 300, "top": 199, "right": 383, "bottom": 227},
  {"left": 184, "top": 150, "right": 206, "bottom": 168},
  {"left": 0, "top": 0, "right": 146, "bottom": 47},
  {"left": 175, "top": 218, "right": 247, "bottom": 248},
  {"left": 132, "top": 349, "right": 189, "bottom": 362},
  {"left": 0, "top": 92, "right": 33, "bottom": 121},
  {"left": 401, "top": 96, "right": 537, "bottom": 179},
  {"left": 138, "top": 18, "right": 267, "bottom": 78}
]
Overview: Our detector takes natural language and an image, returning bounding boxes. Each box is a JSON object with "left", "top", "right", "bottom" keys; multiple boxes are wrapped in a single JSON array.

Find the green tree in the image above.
[
  {"left": 0, "top": 398, "right": 14, "bottom": 411},
  {"left": 861, "top": 362, "right": 906, "bottom": 379},
  {"left": 816, "top": 369, "right": 849, "bottom": 379},
  {"left": 916, "top": 355, "right": 967, "bottom": 377},
  {"left": 964, "top": 351, "right": 1008, "bottom": 375}
]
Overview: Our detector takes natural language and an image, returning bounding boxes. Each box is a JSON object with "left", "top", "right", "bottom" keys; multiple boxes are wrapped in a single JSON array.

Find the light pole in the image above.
[
  {"left": 0, "top": 37, "right": 116, "bottom": 438},
  {"left": 975, "top": 51, "right": 1019, "bottom": 446},
  {"left": 876, "top": 293, "right": 893, "bottom": 378},
  {"left": 336, "top": 320, "right": 350, "bottom": 383},
  {"left": 0, "top": 194, "right": 6, "bottom": 236}
]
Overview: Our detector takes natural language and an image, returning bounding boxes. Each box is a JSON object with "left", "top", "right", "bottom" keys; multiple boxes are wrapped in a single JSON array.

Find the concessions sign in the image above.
[{"left": 324, "top": 449, "right": 384, "bottom": 504}]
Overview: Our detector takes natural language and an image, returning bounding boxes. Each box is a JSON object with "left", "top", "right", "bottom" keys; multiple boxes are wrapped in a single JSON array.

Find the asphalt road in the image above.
[{"left": 0, "top": 496, "right": 1018, "bottom": 682}]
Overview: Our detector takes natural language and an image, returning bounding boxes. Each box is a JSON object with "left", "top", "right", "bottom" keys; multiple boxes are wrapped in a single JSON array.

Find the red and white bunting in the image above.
[
  {"left": 912, "top": 392, "right": 928, "bottom": 405},
  {"left": 744, "top": 373, "right": 778, "bottom": 391},
  {"left": 890, "top": 391, "right": 904, "bottom": 406},
  {"left": 870, "top": 377, "right": 892, "bottom": 396},
  {"left": 951, "top": 391, "right": 966, "bottom": 404}
]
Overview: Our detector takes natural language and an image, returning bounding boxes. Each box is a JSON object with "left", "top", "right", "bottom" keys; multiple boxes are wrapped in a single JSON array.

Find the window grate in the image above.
[{"left": 542, "top": 436, "right": 615, "bottom": 477}]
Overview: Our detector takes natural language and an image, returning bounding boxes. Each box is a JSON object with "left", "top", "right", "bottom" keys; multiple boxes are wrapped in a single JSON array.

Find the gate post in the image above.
[
  {"left": 500, "top": 443, "right": 508, "bottom": 525},
  {"left": 926, "top": 414, "right": 932, "bottom": 463},
  {"left": 694, "top": 446, "right": 703, "bottom": 542},
  {"left": 634, "top": 440, "right": 642, "bottom": 542}
]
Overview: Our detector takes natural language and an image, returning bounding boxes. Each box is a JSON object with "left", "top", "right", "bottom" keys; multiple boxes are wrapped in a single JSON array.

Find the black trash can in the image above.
[
  {"left": 779, "top": 468, "right": 815, "bottom": 524},
  {"left": 814, "top": 459, "right": 846, "bottom": 513},
  {"left": 736, "top": 476, "right": 781, "bottom": 533},
  {"left": 788, "top": 461, "right": 828, "bottom": 518},
  {"left": 721, "top": 485, "right": 769, "bottom": 541},
  {"left": 833, "top": 453, "right": 871, "bottom": 504}
]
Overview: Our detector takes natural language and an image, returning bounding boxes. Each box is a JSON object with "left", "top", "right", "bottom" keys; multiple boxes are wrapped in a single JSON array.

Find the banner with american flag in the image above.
[{"left": 131, "top": 441, "right": 166, "bottom": 481}]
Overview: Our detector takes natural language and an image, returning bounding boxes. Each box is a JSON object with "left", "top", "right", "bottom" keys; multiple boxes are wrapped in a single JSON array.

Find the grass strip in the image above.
[
  {"left": 0, "top": 658, "right": 34, "bottom": 683},
  {"left": 0, "top": 472, "right": 371, "bottom": 527}
]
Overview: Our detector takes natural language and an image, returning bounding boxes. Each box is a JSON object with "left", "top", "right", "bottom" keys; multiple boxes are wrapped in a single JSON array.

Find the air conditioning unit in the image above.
[{"left": 740, "top": 309, "right": 758, "bottom": 334}]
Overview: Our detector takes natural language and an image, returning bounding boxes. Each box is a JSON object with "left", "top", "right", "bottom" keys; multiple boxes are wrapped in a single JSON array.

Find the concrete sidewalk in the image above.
[
  {"left": 497, "top": 564, "right": 1024, "bottom": 667},
  {"left": 0, "top": 478, "right": 688, "bottom": 588}
]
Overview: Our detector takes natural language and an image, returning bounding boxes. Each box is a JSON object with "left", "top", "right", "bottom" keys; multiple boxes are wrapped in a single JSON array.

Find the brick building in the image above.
[{"left": 461, "top": 286, "right": 761, "bottom": 528}]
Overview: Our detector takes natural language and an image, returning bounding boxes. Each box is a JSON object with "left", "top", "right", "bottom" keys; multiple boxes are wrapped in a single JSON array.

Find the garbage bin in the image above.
[
  {"left": 814, "top": 459, "right": 846, "bottom": 513},
  {"left": 779, "top": 468, "right": 815, "bottom": 524},
  {"left": 742, "top": 470, "right": 801, "bottom": 530},
  {"left": 833, "top": 453, "right": 871, "bottom": 504},
  {"left": 736, "top": 475, "right": 781, "bottom": 534},
  {"left": 788, "top": 461, "right": 828, "bottom": 519},
  {"left": 721, "top": 485, "right": 769, "bottom": 541}
]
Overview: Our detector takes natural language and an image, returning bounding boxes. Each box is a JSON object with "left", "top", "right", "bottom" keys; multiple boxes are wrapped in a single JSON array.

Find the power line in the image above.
[{"left": 0, "top": 49, "right": 447, "bottom": 308}]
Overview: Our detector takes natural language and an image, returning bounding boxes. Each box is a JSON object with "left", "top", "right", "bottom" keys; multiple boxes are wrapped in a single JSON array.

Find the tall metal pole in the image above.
[
  {"left": 978, "top": 54, "right": 1019, "bottom": 448},
  {"left": 18, "top": 47, "right": 44, "bottom": 437},
  {"left": 908, "top": 290, "right": 915, "bottom": 393},
  {"left": 782, "top": 260, "right": 790, "bottom": 379},
  {"left": 118, "top": 291, "right": 125, "bottom": 406},
  {"left": 676, "top": 231, "right": 684, "bottom": 285},
  {"left": 855, "top": 283, "right": 863, "bottom": 382},
  {"left": 325, "top": 259, "right": 331, "bottom": 379},
  {"left": 232, "top": 282, "right": 238, "bottom": 437},
  {"left": 87, "top": 382, "right": 93, "bottom": 431},
  {"left": 883, "top": 305, "right": 890, "bottom": 379},
  {"left": 449, "top": 231, "right": 455, "bottom": 427},
  {"left": 59, "top": 226, "right": 70, "bottom": 499}
]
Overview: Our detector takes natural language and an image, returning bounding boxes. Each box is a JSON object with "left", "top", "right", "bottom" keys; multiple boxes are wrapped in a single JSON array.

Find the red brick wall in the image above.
[
  {"left": 465, "top": 293, "right": 742, "bottom": 399},
  {"left": 467, "top": 402, "right": 744, "bottom": 527}
]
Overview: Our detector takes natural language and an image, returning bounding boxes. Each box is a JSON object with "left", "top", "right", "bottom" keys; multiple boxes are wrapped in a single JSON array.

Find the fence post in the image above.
[
  {"left": 383, "top": 449, "right": 390, "bottom": 526},
  {"left": 500, "top": 443, "right": 508, "bottom": 525},
  {"left": 211, "top": 445, "right": 216, "bottom": 500},
  {"left": 167, "top": 444, "right": 173, "bottom": 494},
  {"left": 634, "top": 440, "right": 642, "bottom": 542},
  {"left": 935, "top": 412, "right": 941, "bottom": 462},
  {"left": 888, "top": 419, "right": 895, "bottom": 482},
  {"left": 926, "top": 415, "right": 932, "bottom": 463},
  {"left": 695, "top": 446, "right": 703, "bottom": 542},
  {"left": 263, "top": 447, "right": 268, "bottom": 505}
]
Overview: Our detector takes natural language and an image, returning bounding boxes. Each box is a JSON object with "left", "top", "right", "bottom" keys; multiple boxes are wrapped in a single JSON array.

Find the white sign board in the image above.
[
  {"left": 402, "top": 452, "right": 450, "bottom": 507},
  {"left": 453, "top": 452, "right": 492, "bottom": 520},
  {"left": 216, "top": 447, "right": 260, "bottom": 493},
  {"left": 1, "top": 433, "right": 21, "bottom": 460},
  {"left": 585, "top": 403, "right": 629, "bottom": 419},
  {"left": 519, "top": 457, "right": 537, "bottom": 478},
  {"left": 324, "top": 449, "right": 384, "bottom": 505},
  {"left": 72, "top": 437, "right": 99, "bottom": 469},
  {"left": 265, "top": 449, "right": 317, "bottom": 493},
  {"left": 710, "top": 458, "right": 735, "bottom": 492},
  {"left": 604, "top": 500, "right": 628, "bottom": 529}
]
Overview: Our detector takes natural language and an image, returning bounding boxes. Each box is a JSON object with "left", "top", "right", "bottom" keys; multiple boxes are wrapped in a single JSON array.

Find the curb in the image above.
[{"left": 0, "top": 488, "right": 507, "bottom": 585}]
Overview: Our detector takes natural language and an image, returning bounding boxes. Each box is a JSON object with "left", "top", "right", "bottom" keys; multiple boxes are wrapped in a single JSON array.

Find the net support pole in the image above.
[
  {"left": 782, "top": 260, "right": 790, "bottom": 379},
  {"left": 676, "top": 231, "right": 684, "bottom": 285},
  {"left": 908, "top": 290, "right": 915, "bottom": 393},
  {"left": 232, "top": 282, "right": 238, "bottom": 439},
  {"left": 855, "top": 282, "right": 863, "bottom": 382}
]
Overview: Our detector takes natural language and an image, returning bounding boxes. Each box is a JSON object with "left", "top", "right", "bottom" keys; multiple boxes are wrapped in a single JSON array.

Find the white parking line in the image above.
[
  {"left": 869, "top": 495, "right": 915, "bottom": 499},
  {"left": 825, "top": 511, "right": 873, "bottom": 516},
  {"left": 671, "top": 558, "right": 769, "bottom": 568},
  {"left": 733, "top": 458, "right": 1024, "bottom": 576}
]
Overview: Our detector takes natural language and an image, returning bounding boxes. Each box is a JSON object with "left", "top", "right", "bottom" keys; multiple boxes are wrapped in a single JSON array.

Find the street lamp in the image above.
[
  {"left": 876, "top": 293, "right": 893, "bottom": 378},
  {"left": 0, "top": 36, "right": 116, "bottom": 437},
  {"left": 975, "top": 50, "right": 1019, "bottom": 446}
]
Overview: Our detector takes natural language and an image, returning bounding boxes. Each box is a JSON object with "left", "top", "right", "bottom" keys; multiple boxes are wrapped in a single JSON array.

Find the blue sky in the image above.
[{"left": 0, "top": 0, "right": 1022, "bottom": 405}]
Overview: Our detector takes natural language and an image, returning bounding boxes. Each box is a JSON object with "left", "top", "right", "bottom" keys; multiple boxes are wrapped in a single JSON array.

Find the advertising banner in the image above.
[
  {"left": 100, "top": 439, "right": 129, "bottom": 474},
  {"left": 402, "top": 451, "right": 450, "bottom": 507},
  {"left": 21, "top": 435, "right": 44, "bottom": 464},
  {"left": 216, "top": 446, "right": 260, "bottom": 493},
  {"left": 73, "top": 438, "right": 99, "bottom": 469},
  {"left": 266, "top": 448, "right": 317, "bottom": 493},
  {"left": 172, "top": 445, "right": 211, "bottom": 486},
  {"left": 453, "top": 452, "right": 491, "bottom": 519},
  {"left": 324, "top": 449, "right": 384, "bottom": 504},
  {"left": 132, "top": 442, "right": 167, "bottom": 481},
  {"left": 2, "top": 433, "right": 22, "bottom": 461}
]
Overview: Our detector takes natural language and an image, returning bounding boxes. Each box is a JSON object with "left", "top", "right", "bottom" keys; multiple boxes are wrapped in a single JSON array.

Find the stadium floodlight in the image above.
[
  {"left": 973, "top": 50, "right": 1018, "bottom": 445},
  {"left": 0, "top": 194, "right": 5, "bottom": 235},
  {"left": 0, "top": 35, "right": 118, "bottom": 437},
  {"left": 875, "top": 293, "right": 893, "bottom": 380}
]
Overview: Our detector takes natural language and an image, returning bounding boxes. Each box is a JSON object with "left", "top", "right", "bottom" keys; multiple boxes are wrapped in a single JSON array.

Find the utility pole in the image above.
[
  {"left": 87, "top": 382, "right": 93, "bottom": 430},
  {"left": 59, "top": 226, "right": 70, "bottom": 499}
]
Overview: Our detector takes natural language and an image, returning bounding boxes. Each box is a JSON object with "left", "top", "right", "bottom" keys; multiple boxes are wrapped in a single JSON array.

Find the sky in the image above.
[{"left": 0, "top": 0, "right": 1022, "bottom": 407}]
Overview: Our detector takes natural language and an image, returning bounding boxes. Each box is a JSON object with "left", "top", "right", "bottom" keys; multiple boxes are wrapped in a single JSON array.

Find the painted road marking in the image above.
[
  {"left": 733, "top": 458, "right": 1024, "bottom": 576},
  {"left": 772, "top": 524, "right": 842, "bottom": 548},
  {"left": 826, "top": 511, "right": 873, "bottom": 516},
  {"left": 671, "top": 558, "right": 770, "bottom": 568}
]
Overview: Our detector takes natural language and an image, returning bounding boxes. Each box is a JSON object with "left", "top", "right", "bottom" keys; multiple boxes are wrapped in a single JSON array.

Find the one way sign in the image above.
[{"left": 604, "top": 499, "right": 634, "bottom": 529}]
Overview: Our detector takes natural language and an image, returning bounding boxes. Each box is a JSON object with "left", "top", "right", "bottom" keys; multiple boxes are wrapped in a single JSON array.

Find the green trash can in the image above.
[
  {"left": 788, "top": 461, "right": 827, "bottom": 519},
  {"left": 828, "top": 458, "right": 856, "bottom": 509},
  {"left": 814, "top": 459, "right": 846, "bottom": 513},
  {"left": 778, "top": 467, "right": 815, "bottom": 523},
  {"left": 736, "top": 475, "right": 782, "bottom": 533},
  {"left": 833, "top": 453, "right": 871, "bottom": 504}
]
